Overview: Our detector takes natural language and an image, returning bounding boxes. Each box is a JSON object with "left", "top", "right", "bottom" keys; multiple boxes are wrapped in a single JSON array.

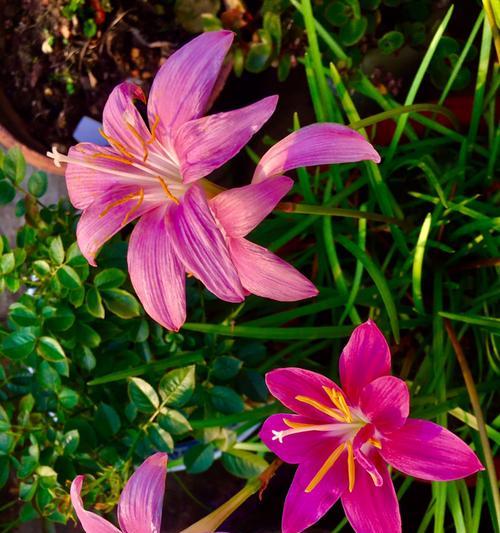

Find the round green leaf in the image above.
[
  {"left": 102, "top": 289, "right": 140, "bottom": 319},
  {"left": 94, "top": 268, "right": 126, "bottom": 289},
  {"left": 158, "top": 408, "right": 192, "bottom": 435},
  {"left": 86, "top": 287, "right": 105, "bottom": 318},
  {"left": 378, "top": 30, "right": 405, "bottom": 55},
  {"left": 158, "top": 365, "right": 196, "bottom": 408},
  {"left": 56, "top": 265, "right": 81, "bottom": 289},
  {"left": 339, "top": 16, "right": 368, "bottom": 46},
  {"left": 28, "top": 171, "right": 48, "bottom": 197},
  {"left": 128, "top": 377, "right": 159, "bottom": 413},
  {"left": 222, "top": 450, "right": 268, "bottom": 479},
  {"left": 37, "top": 336, "right": 66, "bottom": 362},
  {"left": 184, "top": 443, "right": 214, "bottom": 474},
  {"left": 148, "top": 423, "right": 174, "bottom": 452},
  {"left": 2, "top": 330, "right": 36, "bottom": 360},
  {"left": 209, "top": 386, "right": 244, "bottom": 414}
]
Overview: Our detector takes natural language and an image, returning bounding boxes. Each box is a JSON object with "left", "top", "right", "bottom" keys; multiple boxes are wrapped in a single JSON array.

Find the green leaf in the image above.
[
  {"left": 76, "top": 323, "right": 101, "bottom": 348},
  {"left": 0, "top": 180, "right": 15, "bottom": 205},
  {"left": 209, "top": 386, "right": 244, "bottom": 414},
  {"left": 339, "top": 16, "right": 368, "bottom": 46},
  {"left": 33, "top": 260, "right": 51, "bottom": 277},
  {"left": 2, "top": 330, "right": 36, "bottom": 360},
  {"left": 62, "top": 430, "right": 80, "bottom": 455},
  {"left": 95, "top": 403, "right": 121, "bottom": 437},
  {"left": 128, "top": 377, "right": 159, "bottom": 413},
  {"left": 237, "top": 369, "right": 268, "bottom": 402},
  {"left": 19, "top": 481, "right": 37, "bottom": 502},
  {"left": 5, "top": 146, "right": 25, "bottom": 184},
  {"left": 56, "top": 265, "right": 81, "bottom": 289},
  {"left": 0, "top": 456, "right": 9, "bottom": 489},
  {"left": 0, "top": 252, "right": 15, "bottom": 274},
  {"left": 58, "top": 387, "right": 79, "bottom": 409},
  {"left": 158, "top": 365, "right": 196, "bottom": 407},
  {"left": 102, "top": 289, "right": 140, "bottom": 318},
  {"left": 28, "top": 171, "right": 48, "bottom": 197},
  {"left": 222, "top": 450, "right": 268, "bottom": 479},
  {"left": 0, "top": 405, "right": 10, "bottom": 432},
  {"left": 211, "top": 355, "right": 243, "bottom": 381},
  {"left": 158, "top": 408, "right": 192, "bottom": 435},
  {"left": 9, "top": 302, "right": 37, "bottom": 326},
  {"left": 183, "top": 443, "right": 214, "bottom": 474},
  {"left": 378, "top": 30, "right": 405, "bottom": 54},
  {"left": 86, "top": 287, "right": 105, "bottom": 318},
  {"left": 246, "top": 40, "right": 272, "bottom": 73},
  {"left": 37, "top": 336, "right": 66, "bottom": 362},
  {"left": 148, "top": 423, "right": 174, "bottom": 452},
  {"left": 49, "top": 236, "right": 65, "bottom": 265},
  {"left": 37, "top": 361, "right": 61, "bottom": 391},
  {"left": 43, "top": 305, "right": 75, "bottom": 331},
  {"left": 94, "top": 268, "right": 127, "bottom": 289}
]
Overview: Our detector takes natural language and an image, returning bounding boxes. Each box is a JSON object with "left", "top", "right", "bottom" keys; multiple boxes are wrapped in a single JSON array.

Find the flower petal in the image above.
[
  {"left": 228, "top": 237, "right": 318, "bottom": 301},
  {"left": 128, "top": 206, "right": 186, "bottom": 331},
  {"left": 380, "top": 419, "right": 484, "bottom": 481},
  {"left": 117, "top": 452, "right": 168, "bottom": 533},
  {"left": 282, "top": 449, "right": 348, "bottom": 533},
  {"left": 66, "top": 143, "right": 147, "bottom": 210},
  {"left": 102, "top": 82, "right": 152, "bottom": 161},
  {"left": 210, "top": 176, "right": 293, "bottom": 237},
  {"left": 175, "top": 96, "right": 278, "bottom": 184},
  {"left": 341, "top": 455, "right": 401, "bottom": 533},
  {"left": 339, "top": 320, "right": 391, "bottom": 405},
  {"left": 359, "top": 376, "right": 409, "bottom": 433},
  {"left": 77, "top": 186, "right": 154, "bottom": 266},
  {"left": 259, "top": 413, "right": 342, "bottom": 464},
  {"left": 147, "top": 31, "right": 234, "bottom": 139},
  {"left": 252, "top": 123, "right": 381, "bottom": 184},
  {"left": 171, "top": 185, "right": 244, "bottom": 302},
  {"left": 70, "top": 476, "right": 122, "bottom": 533},
  {"left": 265, "top": 368, "right": 343, "bottom": 422}
]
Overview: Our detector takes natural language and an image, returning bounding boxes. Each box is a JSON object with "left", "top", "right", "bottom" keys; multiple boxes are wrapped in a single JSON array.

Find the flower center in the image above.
[{"left": 271, "top": 387, "right": 382, "bottom": 494}]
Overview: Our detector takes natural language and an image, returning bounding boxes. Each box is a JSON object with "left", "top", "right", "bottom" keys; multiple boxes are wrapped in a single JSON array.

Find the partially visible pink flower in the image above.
[
  {"left": 49, "top": 30, "right": 380, "bottom": 332},
  {"left": 259, "top": 320, "right": 484, "bottom": 533},
  {"left": 71, "top": 452, "right": 167, "bottom": 533}
]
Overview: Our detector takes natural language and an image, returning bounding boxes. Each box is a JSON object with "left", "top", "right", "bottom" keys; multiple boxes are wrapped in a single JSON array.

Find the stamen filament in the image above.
[
  {"left": 322, "top": 387, "right": 353, "bottom": 422},
  {"left": 156, "top": 177, "right": 180, "bottom": 204},
  {"left": 295, "top": 395, "right": 346, "bottom": 422},
  {"left": 305, "top": 443, "right": 345, "bottom": 493},
  {"left": 125, "top": 121, "right": 149, "bottom": 162},
  {"left": 347, "top": 441, "right": 355, "bottom": 492},
  {"left": 148, "top": 114, "right": 161, "bottom": 144},
  {"left": 99, "top": 128, "right": 134, "bottom": 159},
  {"left": 122, "top": 188, "right": 144, "bottom": 225},
  {"left": 368, "top": 438, "right": 382, "bottom": 449},
  {"left": 99, "top": 190, "right": 143, "bottom": 219},
  {"left": 92, "top": 153, "right": 133, "bottom": 165}
]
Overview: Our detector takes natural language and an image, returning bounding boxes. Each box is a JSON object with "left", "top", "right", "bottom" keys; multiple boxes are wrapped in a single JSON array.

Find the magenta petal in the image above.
[
  {"left": 102, "top": 82, "right": 151, "bottom": 160},
  {"left": 339, "top": 320, "right": 391, "bottom": 404},
  {"left": 282, "top": 450, "right": 348, "bottom": 533},
  {"left": 252, "top": 123, "right": 381, "bottom": 183},
  {"left": 77, "top": 186, "right": 153, "bottom": 266},
  {"left": 128, "top": 206, "right": 186, "bottom": 331},
  {"left": 359, "top": 376, "right": 409, "bottom": 433},
  {"left": 265, "top": 368, "right": 342, "bottom": 422},
  {"left": 259, "top": 413, "right": 341, "bottom": 464},
  {"left": 341, "top": 456, "right": 401, "bottom": 533},
  {"left": 147, "top": 31, "right": 234, "bottom": 139},
  {"left": 229, "top": 238, "right": 318, "bottom": 301},
  {"left": 210, "top": 176, "right": 293, "bottom": 237},
  {"left": 117, "top": 453, "right": 168, "bottom": 533},
  {"left": 70, "top": 476, "right": 122, "bottom": 533},
  {"left": 175, "top": 96, "right": 278, "bottom": 184},
  {"left": 380, "top": 418, "right": 484, "bottom": 481},
  {"left": 171, "top": 185, "right": 244, "bottom": 302}
]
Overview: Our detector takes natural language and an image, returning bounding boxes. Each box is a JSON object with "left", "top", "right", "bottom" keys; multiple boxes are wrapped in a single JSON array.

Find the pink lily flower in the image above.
[
  {"left": 71, "top": 452, "right": 167, "bottom": 533},
  {"left": 259, "top": 320, "right": 484, "bottom": 533},
  {"left": 48, "top": 30, "right": 380, "bottom": 331}
]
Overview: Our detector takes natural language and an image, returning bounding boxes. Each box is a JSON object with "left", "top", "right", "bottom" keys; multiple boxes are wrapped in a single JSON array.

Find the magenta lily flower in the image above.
[
  {"left": 71, "top": 452, "right": 167, "bottom": 533},
  {"left": 48, "top": 30, "right": 380, "bottom": 331},
  {"left": 259, "top": 320, "right": 484, "bottom": 533}
]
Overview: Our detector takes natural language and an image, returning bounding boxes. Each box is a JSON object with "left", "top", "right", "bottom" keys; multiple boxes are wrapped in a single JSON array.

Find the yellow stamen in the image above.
[
  {"left": 147, "top": 114, "right": 161, "bottom": 144},
  {"left": 295, "top": 395, "right": 346, "bottom": 423},
  {"left": 283, "top": 418, "right": 317, "bottom": 430},
  {"left": 336, "top": 394, "right": 353, "bottom": 423},
  {"left": 92, "top": 153, "right": 133, "bottom": 165},
  {"left": 156, "top": 176, "right": 179, "bottom": 204},
  {"left": 126, "top": 121, "right": 149, "bottom": 162},
  {"left": 122, "top": 188, "right": 144, "bottom": 225},
  {"left": 322, "top": 387, "right": 352, "bottom": 422},
  {"left": 99, "top": 128, "right": 134, "bottom": 159},
  {"left": 305, "top": 443, "right": 345, "bottom": 493},
  {"left": 347, "top": 441, "right": 355, "bottom": 492},
  {"left": 368, "top": 438, "right": 382, "bottom": 449}
]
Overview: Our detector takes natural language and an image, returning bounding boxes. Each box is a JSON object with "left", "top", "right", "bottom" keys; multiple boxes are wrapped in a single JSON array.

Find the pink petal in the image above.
[
  {"left": 118, "top": 453, "right": 168, "bottom": 533},
  {"left": 252, "top": 123, "right": 381, "bottom": 184},
  {"left": 147, "top": 31, "right": 234, "bottom": 139},
  {"left": 380, "top": 419, "right": 484, "bottom": 481},
  {"left": 259, "top": 413, "right": 341, "bottom": 464},
  {"left": 174, "top": 96, "right": 278, "bottom": 184},
  {"left": 102, "top": 82, "right": 152, "bottom": 161},
  {"left": 359, "top": 376, "right": 409, "bottom": 433},
  {"left": 77, "top": 186, "right": 154, "bottom": 266},
  {"left": 282, "top": 449, "right": 348, "bottom": 533},
  {"left": 76, "top": 186, "right": 152, "bottom": 266},
  {"left": 210, "top": 176, "right": 293, "bottom": 237},
  {"left": 265, "top": 368, "right": 343, "bottom": 422},
  {"left": 228, "top": 237, "right": 318, "bottom": 301},
  {"left": 339, "top": 320, "right": 391, "bottom": 405},
  {"left": 128, "top": 206, "right": 186, "bottom": 331},
  {"left": 66, "top": 143, "right": 145, "bottom": 210},
  {"left": 341, "top": 455, "right": 401, "bottom": 533},
  {"left": 171, "top": 185, "right": 244, "bottom": 302},
  {"left": 70, "top": 475, "right": 122, "bottom": 533}
]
